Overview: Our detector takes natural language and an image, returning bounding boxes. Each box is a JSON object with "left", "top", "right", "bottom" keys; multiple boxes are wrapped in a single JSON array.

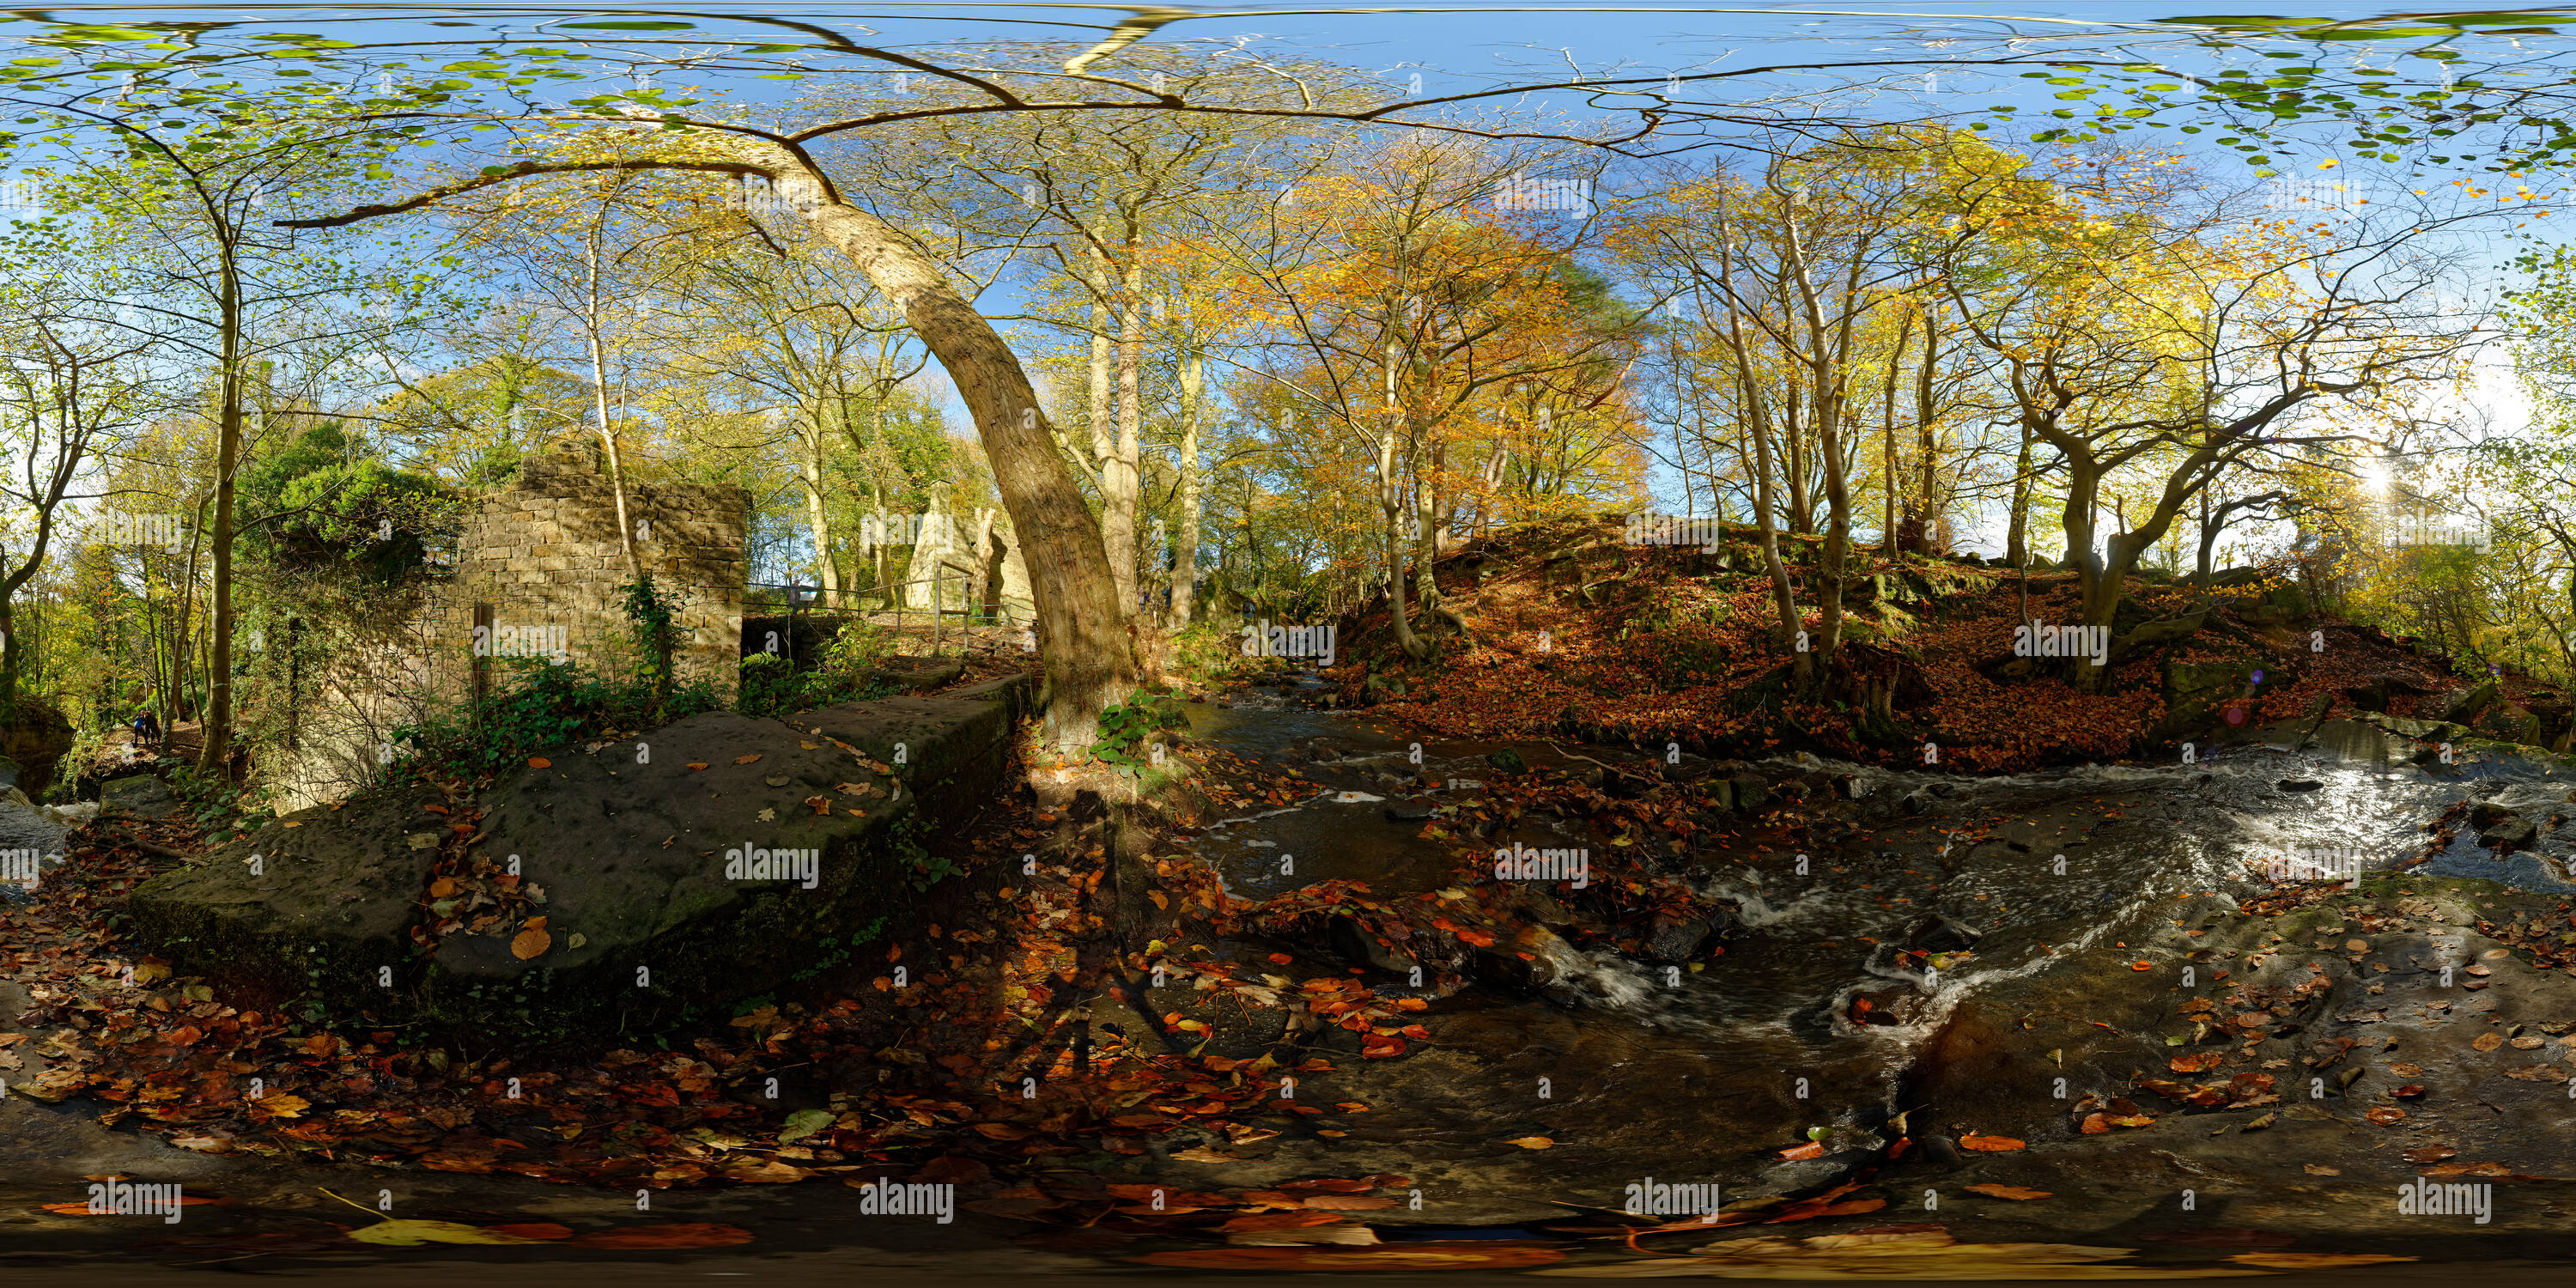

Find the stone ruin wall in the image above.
[{"left": 273, "top": 444, "right": 748, "bottom": 811}]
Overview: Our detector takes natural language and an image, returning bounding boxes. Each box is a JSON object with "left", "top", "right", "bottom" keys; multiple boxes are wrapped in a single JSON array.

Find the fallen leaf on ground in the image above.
[
  {"left": 349, "top": 1220, "right": 548, "bottom": 1247},
  {"left": 527, "top": 757, "right": 551, "bottom": 769},
  {"left": 734, "top": 755, "right": 762, "bottom": 765},
  {"left": 1963, "top": 1185, "right": 2051, "bottom": 1200},
  {"left": 510, "top": 927, "right": 550, "bottom": 960},
  {"left": 1959, "top": 1134, "right": 2026, "bottom": 1151},
  {"left": 1504, "top": 1136, "right": 1555, "bottom": 1150}
]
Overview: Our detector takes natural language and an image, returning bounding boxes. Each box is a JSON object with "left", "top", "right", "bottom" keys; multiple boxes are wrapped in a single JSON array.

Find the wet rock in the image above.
[
  {"left": 2435, "top": 680, "right": 2500, "bottom": 726},
  {"left": 2276, "top": 779, "right": 2324, "bottom": 793},
  {"left": 101, "top": 775, "right": 186, "bottom": 820},
  {"left": 0, "top": 697, "right": 73, "bottom": 797},
  {"left": 0, "top": 797, "right": 70, "bottom": 859},
  {"left": 1500, "top": 886, "right": 1573, "bottom": 929},
  {"left": 1642, "top": 912, "right": 1719, "bottom": 963},
  {"left": 2157, "top": 659, "right": 2294, "bottom": 737},
  {"left": 1383, "top": 802, "right": 1437, "bottom": 823},
  {"left": 1730, "top": 775, "right": 1771, "bottom": 813},
  {"left": 1918, "top": 1134, "right": 1965, "bottom": 1170},
  {"left": 1145, "top": 974, "right": 1290, "bottom": 1060},
  {"left": 1905, "top": 914, "right": 1983, "bottom": 954},
  {"left": 1485, "top": 748, "right": 1528, "bottom": 776},
  {"left": 1328, "top": 915, "right": 1419, "bottom": 979},
  {"left": 1847, "top": 987, "right": 1918, "bottom": 1026},
  {"left": 2470, "top": 800, "right": 2516, "bottom": 829},
  {"left": 1476, "top": 923, "right": 1571, "bottom": 991},
  {"left": 2480, "top": 815, "right": 2539, "bottom": 850}
]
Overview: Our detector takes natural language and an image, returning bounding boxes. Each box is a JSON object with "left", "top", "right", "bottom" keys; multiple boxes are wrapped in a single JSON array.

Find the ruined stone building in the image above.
[{"left": 273, "top": 442, "right": 748, "bottom": 809}]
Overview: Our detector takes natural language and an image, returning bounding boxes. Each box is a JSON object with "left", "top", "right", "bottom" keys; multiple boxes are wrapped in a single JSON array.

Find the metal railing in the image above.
[{"left": 758, "top": 559, "right": 1036, "bottom": 661}]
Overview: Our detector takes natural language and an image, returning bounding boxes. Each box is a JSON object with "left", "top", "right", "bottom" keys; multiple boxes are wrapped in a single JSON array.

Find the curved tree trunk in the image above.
[{"left": 801, "top": 197, "right": 1135, "bottom": 748}]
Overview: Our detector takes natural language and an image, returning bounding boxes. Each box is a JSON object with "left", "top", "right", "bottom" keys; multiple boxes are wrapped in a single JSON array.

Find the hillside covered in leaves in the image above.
[{"left": 1320, "top": 518, "right": 2557, "bottom": 770}]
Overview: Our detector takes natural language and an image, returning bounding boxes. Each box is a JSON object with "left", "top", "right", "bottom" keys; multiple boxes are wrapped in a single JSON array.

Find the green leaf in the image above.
[
  {"left": 557, "top": 20, "right": 696, "bottom": 29},
  {"left": 777, "top": 1108, "right": 835, "bottom": 1143}
]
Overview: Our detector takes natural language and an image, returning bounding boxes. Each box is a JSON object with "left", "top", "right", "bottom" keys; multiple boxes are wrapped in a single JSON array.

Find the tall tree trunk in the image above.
[
  {"left": 1112, "top": 254, "right": 1146, "bottom": 618},
  {"left": 798, "top": 409, "right": 840, "bottom": 605},
  {"left": 1708, "top": 233, "right": 1808, "bottom": 685},
  {"left": 1171, "top": 350, "right": 1202, "bottom": 628},
  {"left": 1378, "top": 426, "right": 1427, "bottom": 662},
  {"left": 1781, "top": 385, "right": 1813, "bottom": 534},
  {"left": 2005, "top": 422, "right": 2034, "bottom": 569},
  {"left": 1881, "top": 307, "right": 1912, "bottom": 560},
  {"left": 1913, "top": 301, "right": 1941, "bottom": 556},
  {"left": 583, "top": 229, "right": 643, "bottom": 580},
  {"left": 198, "top": 250, "right": 244, "bottom": 774}
]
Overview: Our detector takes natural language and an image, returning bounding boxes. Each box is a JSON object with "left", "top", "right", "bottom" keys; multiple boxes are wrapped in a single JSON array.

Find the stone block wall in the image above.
[
  {"left": 419, "top": 444, "right": 750, "bottom": 695},
  {"left": 270, "top": 442, "right": 748, "bottom": 811}
]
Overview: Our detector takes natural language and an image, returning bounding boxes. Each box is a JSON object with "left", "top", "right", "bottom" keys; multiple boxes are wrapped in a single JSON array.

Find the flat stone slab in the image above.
[
  {"left": 101, "top": 775, "right": 187, "bottom": 820},
  {"left": 126, "top": 676, "right": 1031, "bottom": 1031}
]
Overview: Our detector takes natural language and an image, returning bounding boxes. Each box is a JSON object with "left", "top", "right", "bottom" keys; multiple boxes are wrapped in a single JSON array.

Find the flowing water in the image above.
[{"left": 1176, "top": 679, "right": 2576, "bottom": 1176}]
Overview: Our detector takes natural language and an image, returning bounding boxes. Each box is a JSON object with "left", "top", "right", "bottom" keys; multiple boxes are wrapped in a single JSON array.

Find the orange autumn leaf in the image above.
[
  {"left": 1964, "top": 1183, "right": 2052, "bottom": 1200},
  {"left": 733, "top": 754, "right": 762, "bottom": 765},
  {"left": 686, "top": 762, "right": 710, "bottom": 771},
  {"left": 1503, "top": 1135, "right": 1555, "bottom": 1150},
  {"left": 527, "top": 757, "right": 551, "bottom": 769},
  {"left": 1218, "top": 1210, "right": 1346, "bottom": 1232},
  {"left": 2168, "top": 1052, "right": 2224, "bottom": 1073},
  {"left": 510, "top": 927, "right": 551, "bottom": 960},
  {"left": 1958, "top": 1133, "right": 2026, "bottom": 1151},
  {"left": 1777, "top": 1140, "right": 1825, "bottom": 1160}
]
